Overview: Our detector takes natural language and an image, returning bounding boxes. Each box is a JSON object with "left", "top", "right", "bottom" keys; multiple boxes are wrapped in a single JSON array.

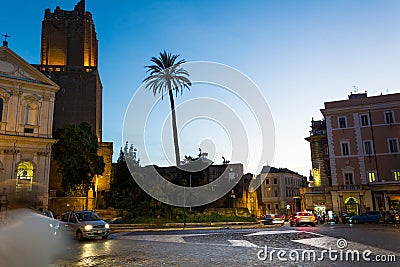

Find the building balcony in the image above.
[
  {"left": 300, "top": 187, "right": 326, "bottom": 194},
  {"left": 31, "top": 64, "right": 97, "bottom": 74},
  {"left": 338, "top": 185, "right": 362, "bottom": 191}
]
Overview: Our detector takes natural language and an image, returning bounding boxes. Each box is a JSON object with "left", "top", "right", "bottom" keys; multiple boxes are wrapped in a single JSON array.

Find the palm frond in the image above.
[{"left": 143, "top": 51, "right": 191, "bottom": 100}]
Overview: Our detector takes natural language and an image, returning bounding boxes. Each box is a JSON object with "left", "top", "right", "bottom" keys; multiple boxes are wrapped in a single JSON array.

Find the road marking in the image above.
[
  {"left": 292, "top": 236, "right": 400, "bottom": 256},
  {"left": 228, "top": 240, "right": 259, "bottom": 248},
  {"left": 245, "top": 230, "right": 299, "bottom": 236},
  {"left": 119, "top": 233, "right": 215, "bottom": 243}
]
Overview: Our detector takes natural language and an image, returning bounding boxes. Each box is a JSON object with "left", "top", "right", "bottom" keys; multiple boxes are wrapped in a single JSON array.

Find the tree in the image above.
[
  {"left": 52, "top": 122, "right": 105, "bottom": 196},
  {"left": 107, "top": 143, "right": 144, "bottom": 210},
  {"left": 106, "top": 143, "right": 175, "bottom": 219},
  {"left": 143, "top": 51, "right": 191, "bottom": 166}
]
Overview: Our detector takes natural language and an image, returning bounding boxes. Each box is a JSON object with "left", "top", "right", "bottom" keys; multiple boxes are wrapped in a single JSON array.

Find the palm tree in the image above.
[{"left": 143, "top": 51, "right": 191, "bottom": 166}]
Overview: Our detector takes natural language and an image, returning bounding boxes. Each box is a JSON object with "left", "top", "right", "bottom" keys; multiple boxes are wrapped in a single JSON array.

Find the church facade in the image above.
[{"left": 0, "top": 43, "right": 59, "bottom": 215}]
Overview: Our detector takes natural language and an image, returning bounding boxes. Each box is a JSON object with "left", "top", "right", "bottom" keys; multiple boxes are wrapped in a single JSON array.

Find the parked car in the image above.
[
  {"left": 59, "top": 211, "right": 110, "bottom": 241},
  {"left": 349, "top": 211, "right": 383, "bottom": 224},
  {"left": 290, "top": 212, "right": 317, "bottom": 227},
  {"left": 261, "top": 214, "right": 285, "bottom": 226}
]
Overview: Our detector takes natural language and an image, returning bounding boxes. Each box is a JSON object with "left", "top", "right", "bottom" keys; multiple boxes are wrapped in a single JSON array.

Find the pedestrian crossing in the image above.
[{"left": 118, "top": 229, "right": 399, "bottom": 257}]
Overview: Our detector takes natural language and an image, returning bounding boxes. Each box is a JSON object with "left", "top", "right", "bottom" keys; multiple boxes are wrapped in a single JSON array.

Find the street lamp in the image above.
[{"left": 230, "top": 190, "right": 236, "bottom": 208}]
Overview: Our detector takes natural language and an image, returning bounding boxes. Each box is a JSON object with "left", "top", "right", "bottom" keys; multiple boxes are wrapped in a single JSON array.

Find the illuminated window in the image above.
[
  {"left": 338, "top": 117, "right": 347, "bottom": 128},
  {"left": 368, "top": 172, "right": 376, "bottom": 183},
  {"left": 393, "top": 171, "right": 400, "bottom": 181},
  {"left": 385, "top": 111, "right": 394, "bottom": 124},
  {"left": 16, "top": 161, "right": 34, "bottom": 192},
  {"left": 388, "top": 138, "right": 399, "bottom": 153},
  {"left": 360, "top": 114, "right": 369, "bottom": 126},
  {"left": 344, "top": 173, "right": 354, "bottom": 185},
  {"left": 312, "top": 168, "right": 321, "bottom": 187}
]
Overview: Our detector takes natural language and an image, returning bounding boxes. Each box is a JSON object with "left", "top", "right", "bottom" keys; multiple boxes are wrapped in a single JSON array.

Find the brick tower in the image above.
[
  {"left": 33, "top": 0, "right": 112, "bottom": 209},
  {"left": 37, "top": 0, "right": 102, "bottom": 139}
]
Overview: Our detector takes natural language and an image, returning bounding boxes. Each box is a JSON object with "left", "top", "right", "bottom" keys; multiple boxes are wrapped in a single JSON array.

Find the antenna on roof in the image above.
[{"left": 352, "top": 85, "right": 358, "bottom": 93}]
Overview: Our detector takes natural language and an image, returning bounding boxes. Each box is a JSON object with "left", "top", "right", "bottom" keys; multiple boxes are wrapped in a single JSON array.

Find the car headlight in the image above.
[
  {"left": 84, "top": 225, "right": 93, "bottom": 231},
  {"left": 105, "top": 223, "right": 110, "bottom": 229}
]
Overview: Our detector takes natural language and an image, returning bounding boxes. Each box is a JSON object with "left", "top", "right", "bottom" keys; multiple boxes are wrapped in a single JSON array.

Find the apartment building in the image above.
[
  {"left": 260, "top": 166, "right": 306, "bottom": 215},
  {"left": 324, "top": 92, "right": 400, "bottom": 213},
  {"left": 304, "top": 92, "right": 400, "bottom": 217}
]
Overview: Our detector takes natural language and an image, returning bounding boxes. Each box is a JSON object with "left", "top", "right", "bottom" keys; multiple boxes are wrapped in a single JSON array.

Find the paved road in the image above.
[{"left": 51, "top": 223, "right": 400, "bottom": 267}]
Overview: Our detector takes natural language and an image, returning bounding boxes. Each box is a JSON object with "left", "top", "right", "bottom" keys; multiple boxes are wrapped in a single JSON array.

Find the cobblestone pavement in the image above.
[{"left": 50, "top": 224, "right": 400, "bottom": 267}]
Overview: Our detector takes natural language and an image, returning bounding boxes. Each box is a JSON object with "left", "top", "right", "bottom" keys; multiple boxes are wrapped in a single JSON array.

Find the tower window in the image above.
[
  {"left": 368, "top": 172, "right": 376, "bottom": 183},
  {"left": 360, "top": 114, "right": 369, "bottom": 126},
  {"left": 344, "top": 173, "right": 354, "bottom": 185},
  {"left": 341, "top": 142, "right": 350, "bottom": 156},
  {"left": 384, "top": 111, "right": 394, "bottom": 124},
  {"left": 393, "top": 171, "right": 400, "bottom": 181},
  {"left": 338, "top": 117, "right": 347, "bottom": 128},
  {"left": 388, "top": 138, "right": 399, "bottom": 153},
  {"left": 364, "top": 140, "right": 373, "bottom": 155}
]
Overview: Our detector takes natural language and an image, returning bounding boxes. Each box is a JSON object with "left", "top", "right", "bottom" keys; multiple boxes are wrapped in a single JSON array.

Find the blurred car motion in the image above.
[
  {"left": 261, "top": 214, "right": 285, "bottom": 226},
  {"left": 59, "top": 210, "right": 109, "bottom": 241},
  {"left": 290, "top": 212, "right": 317, "bottom": 227}
]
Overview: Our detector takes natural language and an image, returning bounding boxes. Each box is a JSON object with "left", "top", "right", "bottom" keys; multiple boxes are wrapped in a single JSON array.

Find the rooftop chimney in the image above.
[{"left": 348, "top": 91, "right": 367, "bottom": 100}]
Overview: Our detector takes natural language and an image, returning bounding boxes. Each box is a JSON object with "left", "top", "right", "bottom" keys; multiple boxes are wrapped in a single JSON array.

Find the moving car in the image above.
[
  {"left": 387, "top": 212, "right": 400, "bottom": 224},
  {"left": 349, "top": 211, "right": 383, "bottom": 224},
  {"left": 59, "top": 211, "right": 110, "bottom": 241},
  {"left": 342, "top": 212, "right": 356, "bottom": 224},
  {"left": 290, "top": 212, "right": 317, "bottom": 227},
  {"left": 325, "top": 212, "right": 339, "bottom": 224},
  {"left": 261, "top": 214, "right": 285, "bottom": 226}
]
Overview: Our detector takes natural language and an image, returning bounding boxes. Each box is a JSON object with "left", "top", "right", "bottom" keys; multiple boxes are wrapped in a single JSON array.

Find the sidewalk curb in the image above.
[{"left": 109, "top": 222, "right": 284, "bottom": 233}]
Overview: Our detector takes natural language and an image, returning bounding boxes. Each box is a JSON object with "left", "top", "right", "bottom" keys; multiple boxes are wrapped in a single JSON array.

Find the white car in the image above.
[{"left": 60, "top": 211, "right": 110, "bottom": 241}]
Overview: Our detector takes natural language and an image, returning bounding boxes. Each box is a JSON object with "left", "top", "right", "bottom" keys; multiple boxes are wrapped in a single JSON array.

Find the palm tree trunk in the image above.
[{"left": 168, "top": 85, "right": 181, "bottom": 167}]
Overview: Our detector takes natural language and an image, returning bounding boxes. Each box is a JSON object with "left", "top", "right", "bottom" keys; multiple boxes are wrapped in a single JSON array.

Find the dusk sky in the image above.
[{"left": 2, "top": 0, "right": 400, "bottom": 176}]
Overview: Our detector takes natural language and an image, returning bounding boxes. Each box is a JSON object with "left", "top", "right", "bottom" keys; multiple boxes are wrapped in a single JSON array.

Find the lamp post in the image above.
[{"left": 183, "top": 179, "right": 186, "bottom": 228}]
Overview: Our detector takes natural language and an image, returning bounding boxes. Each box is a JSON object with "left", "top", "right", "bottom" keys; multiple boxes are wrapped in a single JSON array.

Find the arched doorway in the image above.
[
  {"left": 345, "top": 197, "right": 359, "bottom": 215},
  {"left": 16, "top": 162, "right": 34, "bottom": 192}
]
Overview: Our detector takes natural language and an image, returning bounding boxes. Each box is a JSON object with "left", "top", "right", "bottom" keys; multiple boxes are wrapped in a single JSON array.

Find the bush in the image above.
[{"left": 118, "top": 212, "right": 256, "bottom": 224}]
